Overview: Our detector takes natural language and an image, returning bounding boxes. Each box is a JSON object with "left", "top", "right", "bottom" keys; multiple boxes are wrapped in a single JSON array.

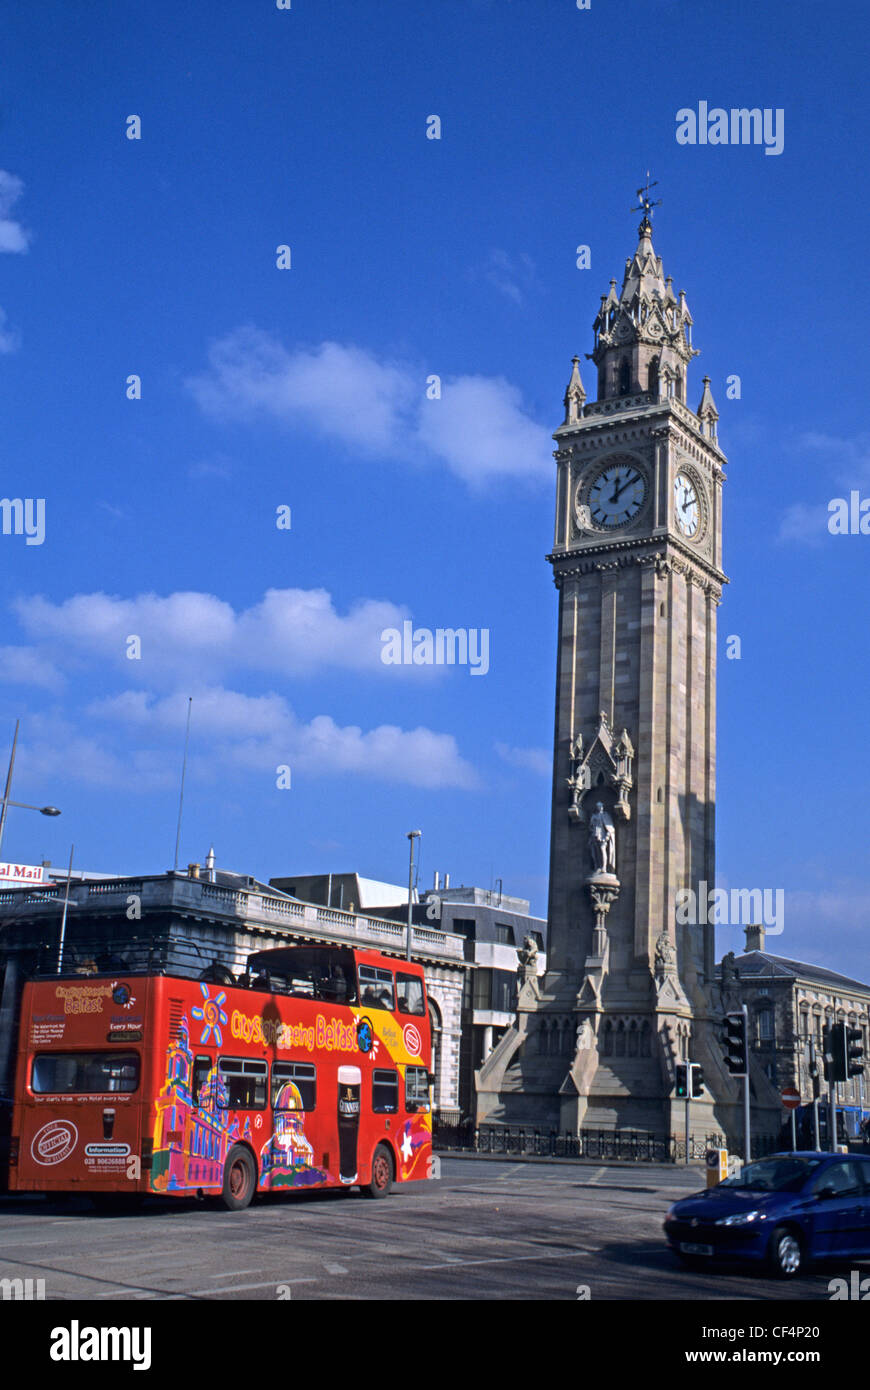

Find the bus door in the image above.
[{"left": 14, "top": 1048, "right": 142, "bottom": 1191}]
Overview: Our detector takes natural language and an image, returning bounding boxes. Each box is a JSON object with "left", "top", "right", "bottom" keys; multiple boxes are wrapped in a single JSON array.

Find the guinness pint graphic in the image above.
[{"left": 337, "top": 1065, "right": 361, "bottom": 1184}]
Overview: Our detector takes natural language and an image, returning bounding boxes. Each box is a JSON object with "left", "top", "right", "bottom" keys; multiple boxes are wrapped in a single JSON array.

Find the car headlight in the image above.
[
  {"left": 716, "top": 1209, "right": 763, "bottom": 1227},
  {"left": 665, "top": 1204, "right": 678, "bottom": 1220}
]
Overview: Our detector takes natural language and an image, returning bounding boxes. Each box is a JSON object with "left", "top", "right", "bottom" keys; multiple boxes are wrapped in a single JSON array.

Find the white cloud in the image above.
[
  {"left": 186, "top": 332, "right": 413, "bottom": 455},
  {"left": 480, "top": 248, "right": 542, "bottom": 306},
  {"left": 778, "top": 502, "right": 827, "bottom": 546},
  {"left": 0, "top": 645, "right": 63, "bottom": 690},
  {"left": 0, "top": 170, "right": 30, "bottom": 253},
  {"left": 495, "top": 741, "right": 551, "bottom": 776},
  {"left": 89, "top": 686, "right": 479, "bottom": 790},
  {"left": 186, "top": 330, "right": 551, "bottom": 488},
  {"left": 13, "top": 586, "right": 412, "bottom": 683},
  {"left": 0, "top": 306, "right": 20, "bottom": 353},
  {"left": 15, "top": 717, "right": 176, "bottom": 792},
  {"left": 417, "top": 375, "right": 550, "bottom": 486}
]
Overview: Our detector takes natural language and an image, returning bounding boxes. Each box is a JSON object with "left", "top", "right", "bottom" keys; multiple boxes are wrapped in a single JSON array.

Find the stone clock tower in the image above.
[{"left": 477, "top": 204, "right": 761, "bottom": 1140}]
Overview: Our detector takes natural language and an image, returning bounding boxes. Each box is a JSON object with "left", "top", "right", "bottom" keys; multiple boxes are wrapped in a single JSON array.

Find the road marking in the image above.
[
  {"left": 0, "top": 1240, "right": 60, "bottom": 1249},
  {"left": 324, "top": 1262, "right": 349, "bottom": 1274},
  {"left": 207, "top": 1269, "right": 263, "bottom": 1280},
  {"left": 495, "top": 1164, "right": 526, "bottom": 1180},
  {"left": 184, "top": 1278, "right": 317, "bottom": 1296},
  {"left": 419, "top": 1247, "right": 597, "bottom": 1271},
  {"left": 586, "top": 1167, "right": 607, "bottom": 1184}
]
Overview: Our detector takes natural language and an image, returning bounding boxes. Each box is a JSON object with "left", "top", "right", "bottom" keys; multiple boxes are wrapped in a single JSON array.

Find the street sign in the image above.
[{"left": 781, "top": 1086, "right": 801, "bottom": 1111}]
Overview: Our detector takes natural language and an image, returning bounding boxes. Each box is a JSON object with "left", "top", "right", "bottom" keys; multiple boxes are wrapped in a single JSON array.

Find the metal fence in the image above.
[{"left": 433, "top": 1114, "right": 778, "bottom": 1164}]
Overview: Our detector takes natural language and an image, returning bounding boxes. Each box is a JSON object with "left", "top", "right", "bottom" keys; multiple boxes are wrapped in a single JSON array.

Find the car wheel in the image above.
[
  {"left": 221, "top": 1146, "right": 256, "bottom": 1211},
  {"left": 768, "top": 1225, "right": 802, "bottom": 1278},
  {"left": 363, "top": 1143, "right": 394, "bottom": 1199}
]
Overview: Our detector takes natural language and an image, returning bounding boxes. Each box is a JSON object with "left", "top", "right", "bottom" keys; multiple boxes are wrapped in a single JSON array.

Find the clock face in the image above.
[
  {"left": 674, "top": 472, "right": 700, "bottom": 537},
  {"left": 585, "top": 461, "right": 647, "bottom": 529}
]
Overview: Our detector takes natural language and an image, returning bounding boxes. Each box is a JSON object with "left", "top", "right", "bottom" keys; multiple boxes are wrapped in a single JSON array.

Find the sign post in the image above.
[{"left": 781, "top": 1085, "right": 800, "bottom": 1151}]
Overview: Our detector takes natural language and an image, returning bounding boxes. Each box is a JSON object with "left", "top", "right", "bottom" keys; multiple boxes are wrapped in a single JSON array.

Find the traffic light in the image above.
[
  {"left": 828, "top": 1023, "right": 848, "bottom": 1082},
  {"left": 691, "top": 1063, "right": 704, "bottom": 1097},
  {"left": 808, "top": 1037, "right": 821, "bottom": 1099},
  {"left": 721, "top": 1012, "right": 748, "bottom": 1075},
  {"left": 822, "top": 1023, "right": 836, "bottom": 1082},
  {"left": 675, "top": 1063, "right": 688, "bottom": 1097},
  {"left": 846, "top": 1027, "right": 864, "bottom": 1079}
]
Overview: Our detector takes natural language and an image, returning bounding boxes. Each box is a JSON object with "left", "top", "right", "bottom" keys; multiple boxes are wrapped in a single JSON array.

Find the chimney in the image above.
[
  {"left": 205, "top": 846, "right": 216, "bottom": 883},
  {"left": 744, "top": 923, "right": 765, "bottom": 954},
  {"left": 444, "top": 873, "right": 450, "bottom": 889},
  {"left": 434, "top": 871, "right": 440, "bottom": 891},
  {"left": 188, "top": 863, "right": 200, "bottom": 879}
]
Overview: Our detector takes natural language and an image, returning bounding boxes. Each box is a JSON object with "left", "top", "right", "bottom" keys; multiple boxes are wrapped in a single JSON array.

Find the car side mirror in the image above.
[{"left": 816, "top": 1184, "right": 837, "bottom": 1201}]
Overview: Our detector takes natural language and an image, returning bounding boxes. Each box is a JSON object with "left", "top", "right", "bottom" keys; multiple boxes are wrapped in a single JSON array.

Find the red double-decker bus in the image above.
[{"left": 8, "top": 944, "right": 432, "bottom": 1210}]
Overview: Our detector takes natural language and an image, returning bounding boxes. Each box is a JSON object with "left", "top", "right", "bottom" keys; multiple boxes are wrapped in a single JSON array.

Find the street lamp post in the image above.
[
  {"left": 406, "top": 830, "right": 421, "bottom": 961},
  {"left": 0, "top": 720, "right": 61, "bottom": 862}
]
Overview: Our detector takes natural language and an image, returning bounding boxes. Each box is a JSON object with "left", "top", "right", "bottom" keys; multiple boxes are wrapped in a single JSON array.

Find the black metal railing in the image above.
[{"left": 432, "top": 1117, "right": 777, "bottom": 1164}]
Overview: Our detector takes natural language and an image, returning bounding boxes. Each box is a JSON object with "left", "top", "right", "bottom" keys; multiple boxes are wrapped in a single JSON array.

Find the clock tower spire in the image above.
[{"left": 478, "top": 197, "right": 765, "bottom": 1144}]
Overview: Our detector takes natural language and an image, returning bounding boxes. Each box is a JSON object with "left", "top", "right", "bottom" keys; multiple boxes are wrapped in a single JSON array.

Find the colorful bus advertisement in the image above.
[{"left": 9, "top": 946, "right": 433, "bottom": 1209}]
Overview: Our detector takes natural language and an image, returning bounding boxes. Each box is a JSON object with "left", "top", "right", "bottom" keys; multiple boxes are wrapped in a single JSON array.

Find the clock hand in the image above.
[{"left": 613, "top": 474, "right": 638, "bottom": 501}]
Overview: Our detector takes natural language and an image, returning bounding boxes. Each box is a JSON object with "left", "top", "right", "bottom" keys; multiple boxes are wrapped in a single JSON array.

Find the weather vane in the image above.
[{"left": 630, "top": 172, "right": 662, "bottom": 220}]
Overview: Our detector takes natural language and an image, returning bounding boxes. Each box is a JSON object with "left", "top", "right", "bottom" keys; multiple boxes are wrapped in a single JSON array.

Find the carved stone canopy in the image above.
[{"left": 567, "top": 711, "right": 634, "bottom": 824}]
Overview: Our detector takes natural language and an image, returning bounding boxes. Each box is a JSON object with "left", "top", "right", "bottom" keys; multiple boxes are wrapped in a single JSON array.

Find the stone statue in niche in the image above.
[
  {"left": 587, "top": 802, "right": 616, "bottom": 875},
  {"left": 654, "top": 930, "right": 676, "bottom": 980}
]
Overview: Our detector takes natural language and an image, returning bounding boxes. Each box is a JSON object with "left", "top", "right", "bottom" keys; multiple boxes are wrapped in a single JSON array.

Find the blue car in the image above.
[{"left": 664, "top": 1151, "right": 870, "bottom": 1278}]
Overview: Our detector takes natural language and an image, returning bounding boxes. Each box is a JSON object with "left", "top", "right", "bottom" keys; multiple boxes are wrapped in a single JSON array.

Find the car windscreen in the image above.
[{"left": 719, "top": 1156, "right": 823, "bottom": 1192}]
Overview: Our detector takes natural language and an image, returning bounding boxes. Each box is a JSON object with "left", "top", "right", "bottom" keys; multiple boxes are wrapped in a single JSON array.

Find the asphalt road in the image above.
[{"left": 0, "top": 1156, "right": 858, "bottom": 1301}]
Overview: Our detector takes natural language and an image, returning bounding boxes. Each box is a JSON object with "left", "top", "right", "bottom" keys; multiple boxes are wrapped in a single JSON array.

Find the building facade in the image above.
[{"left": 720, "top": 926, "right": 870, "bottom": 1139}]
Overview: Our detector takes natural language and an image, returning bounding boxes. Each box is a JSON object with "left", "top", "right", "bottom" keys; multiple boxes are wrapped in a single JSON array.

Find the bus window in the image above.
[
  {"left": 396, "top": 973, "right": 425, "bottom": 1016},
  {"left": 405, "top": 1066, "right": 430, "bottom": 1113},
  {"left": 217, "top": 1058, "right": 267, "bottom": 1109},
  {"left": 31, "top": 1052, "right": 140, "bottom": 1095},
  {"left": 271, "top": 1062, "right": 316, "bottom": 1110},
  {"left": 246, "top": 947, "right": 357, "bottom": 1004},
  {"left": 192, "top": 1056, "right": 212, "bottom": 1104},
  {"left": 372, "top": 1068, "right": 399, "bottom": 1113},
  {"left": 359, "top": 965, "right": 395, "bottom": 1011}
]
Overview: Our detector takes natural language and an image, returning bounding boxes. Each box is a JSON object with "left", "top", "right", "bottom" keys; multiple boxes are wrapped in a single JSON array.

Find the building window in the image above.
[
  {"left": 473, "top": 968, "right": 491, "bottom": 1010},
  {"left": 452, "top": 918, "right": 475, "bottom": 938},
  {"left": 491, "top": 970, "right": 517, "bottom": 1014},
  {"left": 494, "top": 924, "right": 514, "bottom": 945},
  {"left": 758, "top": 1009, "right": 775, "bottom": 1043}
]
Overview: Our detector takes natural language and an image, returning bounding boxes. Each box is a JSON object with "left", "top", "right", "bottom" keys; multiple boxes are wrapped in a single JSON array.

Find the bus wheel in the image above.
[
  {"left": 222, "top": 1146, "right": 256, "bottom": 1211},
  {"left": 363, "top": 1144, "right": 394, "bottom": 1199}
]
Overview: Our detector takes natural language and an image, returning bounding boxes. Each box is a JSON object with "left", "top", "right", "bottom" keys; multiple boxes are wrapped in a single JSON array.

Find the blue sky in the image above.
[{"left": 0, "top": 1, "right": 868, "bottom": 976}]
